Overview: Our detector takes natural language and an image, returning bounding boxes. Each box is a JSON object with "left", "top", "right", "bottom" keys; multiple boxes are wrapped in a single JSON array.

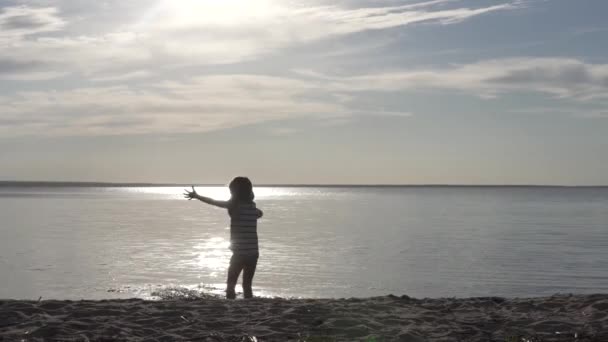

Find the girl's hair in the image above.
[{"left": 228, "top": 177, "right": 255, "bottom": 203}]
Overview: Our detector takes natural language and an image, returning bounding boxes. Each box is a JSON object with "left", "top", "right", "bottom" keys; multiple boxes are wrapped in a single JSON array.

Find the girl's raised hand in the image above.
[{"left": 183, "top": 186, "right": 198, "bottom": 200}]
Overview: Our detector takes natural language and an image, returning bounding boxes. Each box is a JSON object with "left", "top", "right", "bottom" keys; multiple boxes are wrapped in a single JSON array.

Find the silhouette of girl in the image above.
[{"left": 184, "top": 177, "right": 263, "bottom": 299}]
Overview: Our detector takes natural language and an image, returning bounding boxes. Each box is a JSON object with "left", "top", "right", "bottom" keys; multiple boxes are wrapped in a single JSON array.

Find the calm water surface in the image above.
[{"left": 1, "top": 186, "right": 607, "bottom": 299}]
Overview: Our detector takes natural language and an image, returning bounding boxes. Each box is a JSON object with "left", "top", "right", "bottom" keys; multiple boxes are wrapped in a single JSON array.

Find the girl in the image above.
[{"left": 184, "top": 177, "right": 263, "bottom": 299}]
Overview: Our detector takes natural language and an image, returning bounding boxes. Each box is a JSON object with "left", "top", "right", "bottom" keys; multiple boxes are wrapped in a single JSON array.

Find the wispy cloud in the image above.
[
  {"left": 3, "top": 56, "right": 607, "bottom": 137},
  {"left": 280, "top": 1, "right": 517, "bottom": 36},
  {"left": 0, "top": 69, "right": 423, "bottom": 137},
  {"left": 90, "top": 70, "right": 152, "bottom": 82},
  {"left": 0, "top": 75, "right": 347, "bottom": 137},
  {"left": 311, "top": 58, "right": 608, "bottom": 101},
  {"left": 0, "top": 57, "right": 66, "bottom": 80},
  {"left": 0, "top": 6, "right": 65, "bottom": 40},
  {"left": 0, "top": 1, "right": 522, "bottom": 78},
  {"left": 510, "top": 107, "right": 608, "bottom": 118}
]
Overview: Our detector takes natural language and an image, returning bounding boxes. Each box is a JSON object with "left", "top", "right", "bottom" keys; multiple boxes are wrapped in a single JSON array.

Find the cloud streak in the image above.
[
  {"left": 0, "top": 1, "right": 521, "bottom": 77},
  {"left": 0, "top": 57, "right": 66, "bottom": 80},
  {"left": 316, "top": 58, "right": 608, "bottom": 101},
  {"left": 2, "top": 57, "right": 607, "bottom": 137},
  {"left": 291, "top": 1, "right": 517, "bottom": 34},
  {"left": 0, "top": 75, "right": 349, "bottom": 137},
  {"left": 0, "top": 6, "right": 65, "bottom": 40}
]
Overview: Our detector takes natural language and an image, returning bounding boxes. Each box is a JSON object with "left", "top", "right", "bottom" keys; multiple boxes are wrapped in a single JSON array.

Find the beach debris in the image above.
[
  {"left": 555, "top": 330, "right": 580, "bottom": 339},
  {"left": 150, "top": 286, "right": 221, "bottom": 300}
]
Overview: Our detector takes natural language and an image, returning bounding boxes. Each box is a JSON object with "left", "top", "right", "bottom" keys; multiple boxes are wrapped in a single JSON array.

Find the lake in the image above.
[{"left": 1, "top": 185, "right": 607, "bottom": 300}]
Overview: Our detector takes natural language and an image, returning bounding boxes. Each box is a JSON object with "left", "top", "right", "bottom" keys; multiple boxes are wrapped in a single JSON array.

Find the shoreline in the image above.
[
  {"left": 2, "top": 181, "right": 608, "bottom": 188},
  {"left": 1, "top": 294, "right": 607, "bottom": 341}
]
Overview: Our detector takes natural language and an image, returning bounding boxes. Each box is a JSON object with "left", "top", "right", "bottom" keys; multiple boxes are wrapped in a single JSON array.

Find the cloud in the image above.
[
  {"left": 0, "top": 70, "right": 420, "bottom": 137},
  {"left": 3, "top": 57, "right": 606, "bottom": 138},
  {"left": 312, "top": 58, "right": 608, "bottom": 101},
  {"left": 131, "top": 0, "right": 519, "bottom": 61},
  {"left": 9, "top": 1, "right": 591, "bottom": 139},
  {"left": 90, "top": 70, "right": 152, "bottom": 82},
  {"left": 289, "top": 1, "right": 517, "bottom": 35},
  {"left": 0, "top": 57, "right": 66, "bottom": 80},
  {"left": 0, "top": 6, "right": 65, "bottom": 40},
  {"left": 0, "top": 58, "right": 42, "bottom": 73},
  {"left": 510, "top": 107, "right": 608, "bottom": 118},
  {"left": 0, "top": 75, "right": 348, "bottom": 137},
  {"left": 0, "top": 1, "right": 521, "bottom": 78}
]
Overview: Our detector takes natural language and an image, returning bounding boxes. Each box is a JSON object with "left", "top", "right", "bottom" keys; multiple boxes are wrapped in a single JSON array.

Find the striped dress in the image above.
[{"left": 228, "top": 202, "right": 260, "bottom": 256}]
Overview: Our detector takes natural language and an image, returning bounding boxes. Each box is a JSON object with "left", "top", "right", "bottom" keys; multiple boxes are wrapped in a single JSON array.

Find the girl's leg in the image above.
[
  {"left": 226, "top": 255, "right": 243, "bottom": 299},
  {"left": 242, "top": 256, "right": 258, "bottom": 299}
]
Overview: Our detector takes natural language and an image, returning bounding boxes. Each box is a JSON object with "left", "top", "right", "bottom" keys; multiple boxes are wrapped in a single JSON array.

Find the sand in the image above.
[{"left": 1, "top": 294, "right": 607, "bottom": 341}]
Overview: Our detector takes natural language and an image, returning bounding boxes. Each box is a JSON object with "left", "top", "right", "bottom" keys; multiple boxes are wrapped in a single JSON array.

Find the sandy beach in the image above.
[{"left": 1, "top": 293, "right": 607, "bottom": 341}]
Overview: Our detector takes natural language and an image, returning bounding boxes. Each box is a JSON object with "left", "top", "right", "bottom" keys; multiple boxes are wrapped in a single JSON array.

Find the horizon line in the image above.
[{"left": 1, "top": 180, "right": 607, "bottom": 188}]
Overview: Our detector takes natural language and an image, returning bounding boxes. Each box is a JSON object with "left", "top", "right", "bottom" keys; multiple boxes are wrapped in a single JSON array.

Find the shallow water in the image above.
[{"left": 1, "top": 186, "right": 607, "bottom": 299}]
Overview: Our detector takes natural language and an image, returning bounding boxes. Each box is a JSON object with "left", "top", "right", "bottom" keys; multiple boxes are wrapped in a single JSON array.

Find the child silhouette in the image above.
[{"left": 184, "top": 177, "right": 263, "bottom": 299}]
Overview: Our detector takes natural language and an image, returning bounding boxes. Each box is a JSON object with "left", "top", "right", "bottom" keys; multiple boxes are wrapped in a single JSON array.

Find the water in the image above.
[{"left": 1, "top": 186, "right": 607, "bottom": 300}]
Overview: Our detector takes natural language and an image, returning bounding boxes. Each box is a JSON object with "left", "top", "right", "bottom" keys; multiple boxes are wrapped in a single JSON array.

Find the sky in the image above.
[{"left": 0, "top": 0, "right": 607, "bottom": 185}]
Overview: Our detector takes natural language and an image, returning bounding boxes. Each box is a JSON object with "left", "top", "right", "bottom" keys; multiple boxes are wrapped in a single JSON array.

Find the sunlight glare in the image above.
[
  {"left": 122, "top": 186, "right": 296, "bottom": 200},
  {"left": 150, "top": 0, "right": 279, "bottom": 27},
  {"left": 194, "top": 237, "right": 231, "bottom": 271}
]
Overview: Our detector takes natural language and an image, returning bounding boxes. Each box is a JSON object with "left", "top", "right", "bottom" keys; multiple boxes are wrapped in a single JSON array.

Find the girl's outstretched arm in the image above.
[{"left": 184, "top": 186, "right": 230, "bottom": 208}]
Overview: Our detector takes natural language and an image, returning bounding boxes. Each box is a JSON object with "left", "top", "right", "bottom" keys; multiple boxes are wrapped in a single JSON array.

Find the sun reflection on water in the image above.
[
  {"left": 121, "top": 186, "right": 298, "bottom": 200},
  {"left": 192, "top": 237, "right": 231, "bottom": 276},
  {"left": 112, "top": 185, "right": 301, "bottom": 299}
]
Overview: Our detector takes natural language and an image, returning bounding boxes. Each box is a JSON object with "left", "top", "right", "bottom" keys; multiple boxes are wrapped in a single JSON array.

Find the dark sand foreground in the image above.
[{"left": 1, "top": 294, "right": 607, "bottom": 341}]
